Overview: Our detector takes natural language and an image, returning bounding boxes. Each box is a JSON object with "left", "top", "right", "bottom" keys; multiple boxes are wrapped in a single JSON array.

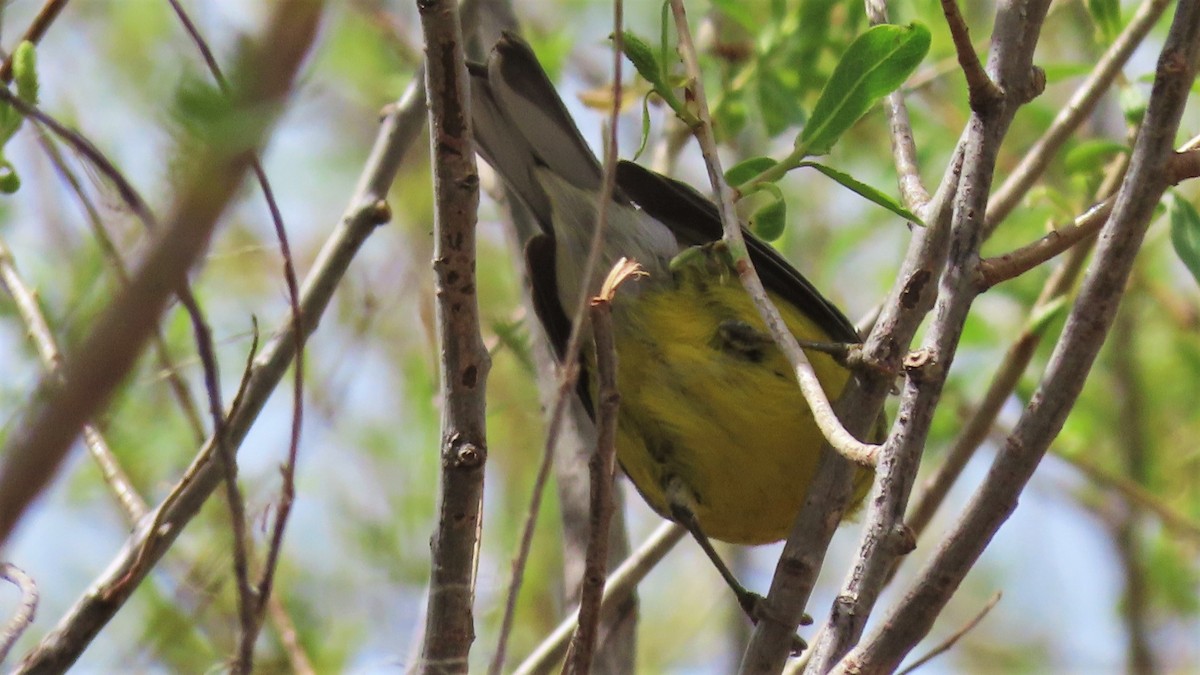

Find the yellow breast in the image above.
[{"left": 606, "top": 263, "right": 872, "bottom": 545}]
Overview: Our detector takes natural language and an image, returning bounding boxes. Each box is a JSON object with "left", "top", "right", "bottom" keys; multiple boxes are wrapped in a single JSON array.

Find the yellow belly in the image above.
[{"left": 608, "top": 265, "right": 873, "bottom": 545}]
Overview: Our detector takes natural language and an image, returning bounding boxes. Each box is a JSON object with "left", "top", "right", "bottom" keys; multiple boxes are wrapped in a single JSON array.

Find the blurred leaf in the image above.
[
  {"left": 491, "top": 318, "right": 535, "bottom": 377},
  {"left": 799, "top": 22, "right": 931, "bottom": 155},
  {"left": 1119, "top": 85, "right": 1147, "bottom": 126},
  {"left": 713, "top": 89, "right": 748, "bottom": 139},
  {"left": 757, "top": 66, "right": 806, "bottom": 135},
  {"left": 1041, "top": 62, "right": 1095, "bottom": 83},
  {"left": 1086, "top": 0, "right": 1122, "bottom": 43},
  {"left": 1169, "top": 194, "right": 1200, "bottom": 287},
  {"left": 1064, "top": 139, "right": 1129, "bottom": 175},
  {"left": 1027, "top": 296, "right": 1069, "bottom": 337},
  {"left": 711, "top": 0, "right": 757, "bottom": 31},
  {"left": 799, "top": 160, "right": 923, "bottom": 224}
]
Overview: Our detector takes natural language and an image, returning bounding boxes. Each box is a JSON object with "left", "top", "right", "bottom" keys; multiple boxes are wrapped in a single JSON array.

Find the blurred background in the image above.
[{"left": 0, "top": 0, "right": 1197, "bottom": 672}]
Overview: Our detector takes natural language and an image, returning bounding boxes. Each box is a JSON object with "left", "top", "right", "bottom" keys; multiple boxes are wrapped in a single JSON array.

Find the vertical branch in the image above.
[
  {"left": 565, "top": 261, "right": 639, "bottom": 675},
  {"left": 836, "top": 1, "right": 1200, "bottom": 670},
  {"left": 417, "top": 0, "right": 489, "bottom": 671}
]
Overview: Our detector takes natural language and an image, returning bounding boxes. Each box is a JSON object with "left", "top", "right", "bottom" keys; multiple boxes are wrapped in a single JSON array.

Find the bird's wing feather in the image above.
[{"left": 615, "top": 161, "right": 862, "bottom": 343}]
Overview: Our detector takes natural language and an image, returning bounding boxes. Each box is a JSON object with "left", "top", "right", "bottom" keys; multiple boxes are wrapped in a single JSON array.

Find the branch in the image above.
[
  {"left": 804, "top": 0, "right": 1054, "bottom": 669},
  {"left": 986, "top": 0, "right": 1173, "bottom": 231},
  {"left": 977, "top": 197, "right": 1114, "bottom": 289},
  {"left": 417, "top": 0, "right": 489, "bottom": 670},
  {"left": 740, "top": 54, "right": 973, "bottom": 675},
  {"left": 894, "top": 591, "right": 1001, "bottom": 675},
  {"left": 939, "top": 0, "right": 1002, "bottom": 109},
  {"left": 836, "top": 2, "right": 1200, "bottom": 670},
  {"left": 0, "top": 0, "right": 68, "bottom": 82},
  {"left": 513, "top": 522, "right": 686, "bottom": 675},
  {"left": 565, "top": 260, "right": 639, "bottom": 675},
  {"left": 165, "top": 2, "right": 310, "bottom": 659},
  {"left": 490, "top": 9, "right": 634, "bottom": 671},
  {"left": 0, "top": 235, "right": 147, "bottom": 520},
  {"left": 0, "top": 563, "right": 38, "bottom": 663},
  {"left": 862, "top": 0, "right": 931, "bottom": 212}
]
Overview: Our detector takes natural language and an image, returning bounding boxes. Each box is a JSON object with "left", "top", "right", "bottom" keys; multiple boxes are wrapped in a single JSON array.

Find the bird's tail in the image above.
[{"left": 468, "top": 33, "right": 604, "bottom": 228}]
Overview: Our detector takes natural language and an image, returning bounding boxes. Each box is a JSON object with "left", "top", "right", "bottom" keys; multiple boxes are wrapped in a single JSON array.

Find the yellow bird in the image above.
[{"left": 469, "top": 33, "right": 875, "bottom": 608}]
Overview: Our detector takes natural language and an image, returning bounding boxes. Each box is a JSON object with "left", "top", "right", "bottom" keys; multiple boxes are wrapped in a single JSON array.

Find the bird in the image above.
[{"left": 468, "top": 32, "right": 877, "bottom": 621}]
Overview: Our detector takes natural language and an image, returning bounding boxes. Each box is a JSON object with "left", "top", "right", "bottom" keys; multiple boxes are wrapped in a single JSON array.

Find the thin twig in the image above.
[
  {"left": 564, "top": 260, "right": 639, "bottom": 675},
  {"left": 0, "top": 235, "right": 147, "bottom": 519},
  {"left": 514, "top": 523, "right": 686, "bottom": 675},
  {"left": 0, "top": 563, "right": 38, "bottom": 663},
  {"left": 939, "top": 0, "right": 1002, "bottom": 110},
  {"left": 265, "top": 593, "right": 317, "bottom": 675},
  {"left": 166, "top": 0, "right": 311, "bottom": 663},
  {"left": 0, "top": 0, "right": 68, "bottom": 82},
  {"left": 866, "top": 0, "right": 931, "bottom": 225},
  {"left": 1055, "top": 449, "right": 1200, "bottom": 545},
  {"left": 560, "top": 11, "right": 627, "bottom": 674},
  {"left": 31, "top": 128, "right": 208, "bottom": 443},
  {"left": 977, "top": 199, "right": 1114, "bottom": 290},
  {"left": 894, "top": 591, "right": 1001, "bottom": 675}
]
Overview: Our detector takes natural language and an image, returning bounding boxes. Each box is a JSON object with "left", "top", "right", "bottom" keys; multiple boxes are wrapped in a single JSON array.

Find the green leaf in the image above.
[
  {"left": 1086, "top": 0, "right": 1121, "bottom": 43},
  {"left": 621, "top": 31, "right": 662, "bottom": 87},
  {"left": 0, "top": 157, "right": 20, "bottom": 193},
  {"left": 799, "top": 22, "right": 930, "bottom": 156},
  {"left": 12, "top": 41, "right": 38, "bottom": 105},
  {"left": 1169, "top": 194, "right": 1200, "bottom": 287},
  {"left": 799, "top": 161, "right": 923, "bottom": 224},
  {"left": 725, "top": 156, "right": 778, "bottom": 186},
  {"left": 1063, "top": 139, "right": 1128, "bottom": 174},
  {"left": 748, "top": 182, "right": 787, "bottom": 240},
  {"left": 713, "top": 89, "right": 748, "bottom": 140},
  {"left": 750, "top": 195, "right": 787, "bottom": 241},
  {"left": 1040, "top": 62, "right": 1096, "bottom": 83},
  {"left": 632, "top": 94, "right": 653, "bottom": 161},
  {"left": 0, "top": 103, "right": 19, "bottom": 142},
  {"left": 711, "top": 0, "right": 757, "bottom": 31}
]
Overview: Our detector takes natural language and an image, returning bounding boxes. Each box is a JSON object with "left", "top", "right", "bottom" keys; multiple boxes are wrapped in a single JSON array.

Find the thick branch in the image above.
[{"left": 418, "top": 0, "right": 490, "bottom": 670}]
